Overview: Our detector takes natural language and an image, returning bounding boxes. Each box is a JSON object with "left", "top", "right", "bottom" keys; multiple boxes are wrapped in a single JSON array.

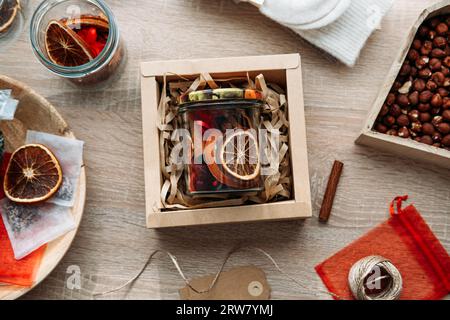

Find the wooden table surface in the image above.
[{"left": 1, "top": 0, "right": 449, "bottom": 300}]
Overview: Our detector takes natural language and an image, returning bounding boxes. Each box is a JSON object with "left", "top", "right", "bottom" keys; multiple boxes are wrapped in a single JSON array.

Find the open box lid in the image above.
[{"left": 141, "top": 54, "right": 301, "bottom": 77}]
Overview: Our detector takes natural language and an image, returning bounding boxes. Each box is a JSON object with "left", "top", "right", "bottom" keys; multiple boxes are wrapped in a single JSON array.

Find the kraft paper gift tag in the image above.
[
  {"left": 26, "top": 130, "right": 84, "bottom": 208},
  {"left": 179, "top": 266, "right": 270, "bottom": 300}
]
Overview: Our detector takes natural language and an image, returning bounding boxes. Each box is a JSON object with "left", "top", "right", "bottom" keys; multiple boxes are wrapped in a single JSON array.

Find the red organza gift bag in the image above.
[
  {"left": 316, "top": 196, "right": 450, "bottom": 300},
  {"left": 0, "top": 153, "right": 46, "bottom": 287}
]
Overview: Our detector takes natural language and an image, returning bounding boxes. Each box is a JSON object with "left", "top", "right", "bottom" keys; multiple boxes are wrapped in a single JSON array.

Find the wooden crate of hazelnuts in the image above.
[{"left": 357, "top": 0, "right": 450, "bottom": 169}]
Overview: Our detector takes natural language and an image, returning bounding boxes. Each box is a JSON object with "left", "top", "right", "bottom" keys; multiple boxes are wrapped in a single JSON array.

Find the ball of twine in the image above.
[{"left": 348, "top": 256, "right": 403, "bottom": 300}]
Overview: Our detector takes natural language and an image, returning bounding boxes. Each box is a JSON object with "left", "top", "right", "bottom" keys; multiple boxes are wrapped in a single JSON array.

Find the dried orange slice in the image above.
[
  {"left": 45, "top": 20, "right": 94, "bottom": 67},
  {"left": 220, "top": 131, "right": 260, "bottom": 181},
  {"left": 0, "top": 0, "right": 20, "bottom": 34},
  {"left": 4, "top": 144, "right": 63, "bottom": 204},
  {"left": 203, "top": 131, "right": 260, "bottom": 189}
]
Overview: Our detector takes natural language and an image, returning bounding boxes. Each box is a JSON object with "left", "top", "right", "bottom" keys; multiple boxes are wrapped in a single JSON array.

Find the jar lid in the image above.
[{"left": 178, "top": 88, "right": 264, "bottom": 105}]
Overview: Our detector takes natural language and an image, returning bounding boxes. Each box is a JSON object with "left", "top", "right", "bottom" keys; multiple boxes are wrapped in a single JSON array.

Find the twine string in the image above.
[
  {"left": 92, "top": 246, "right": 340, "bottom": 299},
  {"left": 348, "top": 256, "right": 403, "bottom": 300}
]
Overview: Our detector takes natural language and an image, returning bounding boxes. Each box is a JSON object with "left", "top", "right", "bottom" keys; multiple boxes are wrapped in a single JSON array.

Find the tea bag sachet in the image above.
[
  {"left": 0, "top": 89, "right": 18, "bottom": 120},
  {"left": 0, "top": 199, "right": 75, "bottom": 260},
  {"left": 26, "top": 130, "right": 84, "bottom": 207}
]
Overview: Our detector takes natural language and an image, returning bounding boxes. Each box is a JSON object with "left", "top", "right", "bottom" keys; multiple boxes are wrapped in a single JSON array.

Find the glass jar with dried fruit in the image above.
[
  {"left": 30, "top": 0, "right": 125, "bottom": 86},
  {"left": 178, "top": 88, "right": 264, "bottom": 196}
]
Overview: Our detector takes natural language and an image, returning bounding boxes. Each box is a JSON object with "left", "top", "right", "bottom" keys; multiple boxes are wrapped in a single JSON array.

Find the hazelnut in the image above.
[
  {"left": 418, "top": 68, "right": 432, "bottom": 78},
  {"left": 421, "top": 135, "right": 434, "bottom": 145},
  {"left": 438, "top": 88, "right": 449, "bottom": 97},
  {"left": 421, "top": 41, "right": 433, "bottom": 55},
  {"left": 375, "top": 123, "right": 388, "bottom": 134},
  {"left": 399, "top": 63, "right": 411, "bottom": 76},
  {"left": 429, "top": 58, "right": 442, "bottom": 71},
  {"left": 409, "top": 91, "right": 419, "bottom": 106},
  {"left": 386, "top": 129, "right": 398, "bottom": 136},
  {"left": 413, "top": 79, "right": 426, "bottom": 91},
  {"left": 414, "top": 79, "right": 427, "bottom": 92},
  {"left": 444, "top": 98, "right": 450, "bottom": 109},
  {"left": 415, "top": 56, "right": 429, "bottom": 69},
  {"left": 397, "top": 114, "right": 410, "bottom": 127},
  {"left": 442, "top": 66, "right": 450, "bottom": 76},
  {"left": 392, "top": 81, "right": 403, "bottom": 92},
  {"left": 379, "top": 104, "right": 389, "bottom": 117},
  {"left": 384, "top": 115, "right": 396, "bottom": 127},
  {"left": 414, "top": 137, "right": 422, "bottom": 142},
  {"left": 442, "top": 134, "right": 450, "bottom": 146},
  {"left": 411, "top": 122, "right": 423, "bottom": 132},
  {"left": 422, "top": 122, "right": 435, "bottom": 135},
  {"left": 432, "top": 115, "right": 444, "bottom": 126},
  {"left": 398, "top": 127, "right": 410, "bottom": 138},
  {"left": 407, "top": 49, "right": 420, "bottom": 61},
  {"left": 432, "top": 132, "right": 443, "bottom": 143},
  {"left": 386, "top": 93, "right": 396, "bottom": 106},
  {"left": 430, "top": 18, "right": 441, "bottom": 29},
  {"left": 408, "top": 109, "right": 420, "bottom": 121},
  {"left": 437, "top": 123, "right": 450, "bottom": 134},
  {"left": 436, "top": 22, "right": 449, "bottom": 35},
  {"left": 431, "top": 48, "right": 446, "bottom": 58},
  {"left": 431, "top": 93, "right": 443, "bottom": 107},
  {"left": 410, "top": 67, "right": 418, "bottom": 77},
  {"left": 444, "top": 57, "right": 450, "bottom": 68},
  {"left": 420, "top": 112, "right": 432, "bottom": 122},
  {"left": 396, "top": 94, "right": 410, "bottom": 108},
  {"left": 390, "top": 104, "right": 403, "bottom": 117},
  {"left": 413, "top": 39, "right": 422, "bottom": 50},
  {"left": 431, "top": 72, "right": 445, "bottom": 85},
  {"left": 418, "top": 103, "right": 431, "bottom": 112},
  {"left": 419, "top": 90, "right": 433, "bottom": 103},
  {"left": 398, "top": 81, "right": 412, "bottom": 94},
  {"left": 426, "top": 80, "right": 438, "bottom": 91},
  {"left": 418, "top": 26, "right": 430, "bottom": 38},
  {"left": 431, "top": 107, "right": 442, "bottom": 115},
  {"left": 429, "top": 30, "right": 437, "bottom": 40},
  {"left": 444, "top": 78, "right": 450, "bottom": 87},
  {"left": 443, "top": 109, "right": 450, "bottom": 120},
  {"left": 433, "top": 36, "right": 447, "bottom": 48}
]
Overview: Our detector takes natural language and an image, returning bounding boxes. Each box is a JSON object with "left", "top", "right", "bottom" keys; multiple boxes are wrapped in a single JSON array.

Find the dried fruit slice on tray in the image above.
[
  {"left": 4, "top": 144, "right": 63, "bottom": 204},
  {"left": 0, "top": 0, "right": 20, "bottom": 34},
  {"left": 45, "top": 20, "right": 94, "bottom": 67}
]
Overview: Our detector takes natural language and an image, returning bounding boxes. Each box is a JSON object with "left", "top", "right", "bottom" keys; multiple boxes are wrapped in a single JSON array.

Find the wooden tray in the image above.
[
  {"left": 356, "top": 0, "right": 450, "bottom": 169},
  {"left": 0, "top": 75, "right": 86, "bottom": 300}
]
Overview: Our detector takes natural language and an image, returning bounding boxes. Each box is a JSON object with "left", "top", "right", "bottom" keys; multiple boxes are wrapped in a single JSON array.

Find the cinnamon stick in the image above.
[{"left": 319, "top": 160, "right": 344, "bottom": 223}]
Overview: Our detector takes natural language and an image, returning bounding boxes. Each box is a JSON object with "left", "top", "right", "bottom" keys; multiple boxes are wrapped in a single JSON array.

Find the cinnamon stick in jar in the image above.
[{"left": 319, "top": 160, "right": 344, "bottom": 223}]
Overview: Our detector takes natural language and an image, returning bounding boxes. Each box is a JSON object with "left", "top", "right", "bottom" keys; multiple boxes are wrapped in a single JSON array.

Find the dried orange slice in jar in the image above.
[
  {"left": 204, "top": 131, "right": 260, "bottom": 189},
  {"left": 45, "top": 20, "right": 94, "bottom": 67},
  {"left": 220, "top": 131, "right": 260, "bottom": 181},
  {"left": 0, "top": 0, "right": 20, "bottom": 34},
  {"left": 4, "top": 144, "right": 63, "bottom": 204}
]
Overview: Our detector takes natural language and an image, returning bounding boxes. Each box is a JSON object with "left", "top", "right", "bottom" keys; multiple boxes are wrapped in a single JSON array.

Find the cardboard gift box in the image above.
[
  {"left": 140, "top": 54, "right": 311, "bottom": 228},
  {"left": 356, "top": 0, "right": 450, "bottom": 169}
]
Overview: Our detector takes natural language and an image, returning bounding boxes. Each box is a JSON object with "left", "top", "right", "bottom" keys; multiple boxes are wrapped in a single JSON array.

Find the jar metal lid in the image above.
[{"left": 178, "top": 88, "right": 264, "bottom": 105}]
